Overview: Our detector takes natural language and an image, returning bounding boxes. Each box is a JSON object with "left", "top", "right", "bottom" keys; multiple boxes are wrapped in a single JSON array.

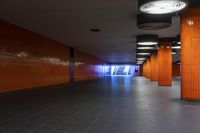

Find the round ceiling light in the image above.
[
  {"left": 137, "top": 58, "right": 146, "bottom": 61},
  {"left": 137, "top": 53, "right": 151, "bottom": 55},
  {"left": 137, "top": 35, "right": 159, "bottom": 46},
  {"left": 137, "top": 47, "right": 155, "bottom": 50},
  {"left": 172, "top": 46, "right": 181, "bottom": 49},
  {"left": 138, "top": 0, "right": 188, "bottom": 14},
  {"left": 137, "top": 13, "right": 172, "bottom": 30}
]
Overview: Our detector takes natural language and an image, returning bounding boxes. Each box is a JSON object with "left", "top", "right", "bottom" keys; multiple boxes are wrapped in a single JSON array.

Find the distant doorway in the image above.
[{"left": 104, "top": 65, "right": 140, "bottom": 76}]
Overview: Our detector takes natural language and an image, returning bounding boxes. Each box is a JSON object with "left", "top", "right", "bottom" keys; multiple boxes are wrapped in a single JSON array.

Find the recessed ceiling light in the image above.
[
  {"left": 137, "top": 58, "right": 146, "bottom": 61},
  {"left": 137, "top": 60, "right": 145, "bottom": 62},
  {"left": 177, "top": 42, "right": 181, "bottom": 45},
  {"left": 137, "top": 61, "right": 145, "bottom": 64},
  {"left": 172, "top": 46, "right": 181, "bottom": 49},
  {"left": 137, "top": 62, "right": 143, "bottom": 65},
  {"left": 137, "top": 42, "right": 158, "bottom": 45},
  {"left": 137, "top": 47, "right": 155, "bottom": 50},
  {"left": 138, "top": 0, "right": 188, "bottom": 14},
  {"left": 137, "top": 53, "right": 151, "bottom": 55},
  {"left": 137, "top": 35, "right": 159, "bottom": 46}
]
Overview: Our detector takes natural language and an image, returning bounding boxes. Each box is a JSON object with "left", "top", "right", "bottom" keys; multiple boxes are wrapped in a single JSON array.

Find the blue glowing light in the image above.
[{"left": 109, "top": 65, "right": 140, "bottom": 76}]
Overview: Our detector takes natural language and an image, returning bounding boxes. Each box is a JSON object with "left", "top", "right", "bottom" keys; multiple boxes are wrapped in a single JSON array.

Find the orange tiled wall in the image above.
[
  {"left": 0, "top": 21, "right": 70, "bottom": 92},
  {"left": 74, "top": 50, "right": 104, "bottom": 81},
  {"left": 146, "top": 59, "right": 151, "bottom": 79},
  {"left": 172, "top": 63, "right": 180, "bottom": 76},
  {"left": 150, "top": 53, "right": 158, "bottom": 81},
  {"left": 140, "top": 65, "right": 143, "bottom": 76},
  {"left": 158, "top": 44, "right": 172, "bottom": 86},
  {"left": 181, "top": 8, "right": 200, "bottom": 99},
  {"left": 0, "top": 21, "right": 105, "bottom": 92},
  {"left": 143, "top": 62, "right": 146, "bottom": 77}
]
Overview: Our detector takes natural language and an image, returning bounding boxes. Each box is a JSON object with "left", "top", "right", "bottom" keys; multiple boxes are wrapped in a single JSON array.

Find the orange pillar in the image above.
[
  {"left": 181, "top": 8, "right": 200, "bottom": 100},
  {"left": 146, "top": 59, "right": 151, "bottom": 79},
  {"left": 150, "top": 53, "right": 158, "bottom": 81},
  {"left": 143, "top": 62, "right": 146, "bottom": 77},
  {"left": 140, "top": 65, "right": 143, "bottom": 76},
  {"left": 158, "top": 43, "right": 172, "bottom": 86},
  {"left": 144, "top": 61, "right": 148, "bottom": 78},
  {"left": 172, "top": 63, "right": 180, "bottom": 77}
]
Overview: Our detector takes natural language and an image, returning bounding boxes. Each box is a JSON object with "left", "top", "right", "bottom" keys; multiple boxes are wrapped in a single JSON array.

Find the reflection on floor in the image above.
[{"left": 0, "top": 77, "right": 200, "bottom": 133}]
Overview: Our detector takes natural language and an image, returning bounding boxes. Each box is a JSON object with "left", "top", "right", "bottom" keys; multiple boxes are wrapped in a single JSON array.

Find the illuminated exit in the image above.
[{"left": 104, "top": 65, "right": 140, "bottom": 76}]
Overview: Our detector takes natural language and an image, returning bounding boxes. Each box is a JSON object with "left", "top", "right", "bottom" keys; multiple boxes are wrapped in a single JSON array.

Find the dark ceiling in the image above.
[{"left": 0, "top": 0, "right": 180, "bottom": 63}]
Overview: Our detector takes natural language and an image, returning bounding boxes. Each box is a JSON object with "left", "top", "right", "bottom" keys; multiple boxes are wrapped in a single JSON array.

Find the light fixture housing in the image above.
[
  {"left": 189, "top": 0, "right": 200, "bottom": 7},
  {"left": 137, "top": 13, "right": 172, "bottom": 30},
  {"left": 138, "top": 0, "right": 188, "bottom": 14},
  {"left": 137, "top": 35, "right": 159, "bottom": 46}
]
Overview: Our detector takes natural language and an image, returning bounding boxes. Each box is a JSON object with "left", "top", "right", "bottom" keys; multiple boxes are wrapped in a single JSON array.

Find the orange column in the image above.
[
  {"left": 140, "top": 65, "right": 143, "bottom": 76},
  {"left": 155, "top": 54, "right": 158, "bottom": 81},
  {"left": 143, "top": 63, "right": 145, "bottom": 77},
  {"left": 146, "top": 59, "right": 151, "bottom": 79},
  {"left": 150, "top": 53, "right": 158, "bottom": 81},
  {"left": 181, "top": 8, "right": 200, "bottom": 100},
  {"left": 172, "top": 63, "right": 180, "bottom": 77},
  {"left": 158, "top": 43, "right": 172, "bottom": 86}
]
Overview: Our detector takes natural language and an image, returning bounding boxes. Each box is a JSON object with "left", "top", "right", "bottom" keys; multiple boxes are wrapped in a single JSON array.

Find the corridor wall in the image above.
[
  {"left": 74, "top": 50, "right": 104, "bottom": 81},
  {"left": 0, "top": 21, "right": 105, "bottom": 92}
]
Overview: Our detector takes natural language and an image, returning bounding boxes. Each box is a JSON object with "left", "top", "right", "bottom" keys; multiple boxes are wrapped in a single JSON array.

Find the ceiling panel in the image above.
[{"left": 0, "top": 0, "right": 180, "bottom": 63}]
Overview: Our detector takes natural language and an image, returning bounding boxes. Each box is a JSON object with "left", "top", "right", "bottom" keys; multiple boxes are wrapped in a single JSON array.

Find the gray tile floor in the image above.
[{"left": 0, "top": 77, "right": 200, "bottom": 133}]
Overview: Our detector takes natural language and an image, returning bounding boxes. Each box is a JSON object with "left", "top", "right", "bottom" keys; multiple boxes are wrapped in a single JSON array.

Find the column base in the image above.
[
  {"left": 181, "top": 98, "right": 200, "bottom": 102},
  {"left": 158, "top": 84, "right": 172, "bottom": 86}
]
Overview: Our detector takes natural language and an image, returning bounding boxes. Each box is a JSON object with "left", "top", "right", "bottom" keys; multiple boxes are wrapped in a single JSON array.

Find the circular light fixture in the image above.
[
  {"left": 137, "top": 13, "right": 172, "bottom": 30},
  {"left": 137, "top": 53, "right": 151, "bottom": 55},
  {"left": 137, "top": 35, "right": 159, "bottom": 46},
  {"left": 137, "top": 62, "right": 144, "bottom": 65},
  {"left": 137, "top": 58, "right": 146, "bottom": 61},
  {"left": 138, "top": 0, "right": 188, "bottom": 14},
  {"left": 137, "top": 42, "right": 158, "bottom": 45},
  {"left": 136, "top": 61, "right": 145, "bottom": 64},
  {"left": 137, "top": 47, "right": 155, "bottom": 50},
  {"left": 172, "top": 46, "right": 181, "bottom": 49}
]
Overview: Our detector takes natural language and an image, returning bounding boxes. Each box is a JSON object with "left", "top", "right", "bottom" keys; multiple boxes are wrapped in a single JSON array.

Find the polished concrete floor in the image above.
[{"left": 0, "top": 77, "right": 200, "bottom": 133}]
